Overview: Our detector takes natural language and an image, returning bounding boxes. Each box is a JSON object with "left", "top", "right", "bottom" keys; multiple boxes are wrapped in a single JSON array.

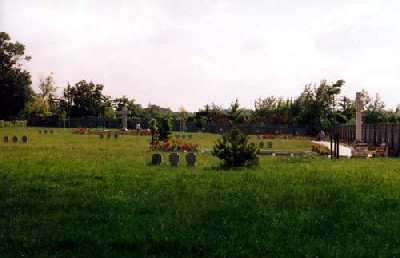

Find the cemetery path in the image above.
[{"left": 312, "top": 141, "right": 352, "bottom": 157}]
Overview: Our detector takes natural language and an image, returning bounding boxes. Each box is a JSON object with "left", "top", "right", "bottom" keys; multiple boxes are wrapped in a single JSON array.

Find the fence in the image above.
[
  {"left": 0, "top": 120, "right": 28, "bottom": 127},
  {"left": 27, "top": 116, "right": 310, "bottom": 136},
  {"left": 174, "top": 122, "right": 309, "bottom": 136},
  {"left": 335, "top": 123, "right": 400, "bottom": 156}
]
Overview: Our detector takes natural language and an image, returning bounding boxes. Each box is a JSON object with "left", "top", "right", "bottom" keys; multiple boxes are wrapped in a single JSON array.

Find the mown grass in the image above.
[{"left": 1, "top": 128, "right": 400, "bottom": 257}]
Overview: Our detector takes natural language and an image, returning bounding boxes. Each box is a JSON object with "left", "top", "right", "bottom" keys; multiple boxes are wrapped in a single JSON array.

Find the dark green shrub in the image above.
[
  {"left": 212, "top": 128, "right": 259, "bottom": 168},
  {"left": 158, "top": 115, "right": 172, "bottom": 141}
]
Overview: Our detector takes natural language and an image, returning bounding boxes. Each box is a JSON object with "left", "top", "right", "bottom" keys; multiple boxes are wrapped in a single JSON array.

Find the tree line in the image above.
[{"left": 1, "top": 32, "right": 400, "bottom": 132}]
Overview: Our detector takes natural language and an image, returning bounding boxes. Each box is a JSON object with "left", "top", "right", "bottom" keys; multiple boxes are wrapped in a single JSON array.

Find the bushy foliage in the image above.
[
  {"left": 0, "top": 32, "right": 33, "bottom": 120},
  {"left": 212, "top": 128, "right": 259, "bottom": 168},
  {"left": 158, "top": 115, "right": 172, "bottom": 141}
]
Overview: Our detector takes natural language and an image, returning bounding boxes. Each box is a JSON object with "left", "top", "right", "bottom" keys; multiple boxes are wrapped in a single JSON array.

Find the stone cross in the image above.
[
  {"left": 117, "top": 106, "right": 131, "bottom": 130},
  {"left": 355, "top": 92, "right": 363, "bottom": 142}
]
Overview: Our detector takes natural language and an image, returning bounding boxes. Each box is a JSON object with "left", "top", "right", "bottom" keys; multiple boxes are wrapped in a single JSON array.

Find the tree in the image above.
[
  {"left": 253, "top": 96, "right": 294, "bottom": 124},
  {"left": 178, "top": 106, "right": 188, "bottom": 132},
  {"left": 294, "top": 79, "right": 345, "bottom": 132},
  {"left": 227, "top": 98, "right": 243, "bottom": 125},
  {"left": 39, "top": 73, "right": 58, "bottom": 114},
  {"left": 0, "top": 32, "right": 33, "bottom": 120},
  {"left": 212, "top": 100, "right": 259, "bottom": 168},
  {"left": 25, "top": 94, "right": 50, "bottom": 116},
  {"left": 63, "top": 80, "right": 110, "bottom": 117},
  {"left": 212, "top": 128, "right": 259, "bottom": 168},
  {"left": 363, "top": 93, "right": 386, "bottom": 124},
  {"left": 158, "top": 113, "right": 172, "bottom": 141},
  {"left": 197, "top": 102, "right": 226, "bottom": 122},
  {"left": 337, "top": 96, "right": 354, "bottom": 123},
  {"left": 113, "top": 95, "right": 142, "bottom": 119}
]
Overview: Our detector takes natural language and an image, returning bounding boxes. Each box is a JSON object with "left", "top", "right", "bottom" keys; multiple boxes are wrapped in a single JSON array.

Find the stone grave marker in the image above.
[
  {"left": 152, "top": 153, "right": 162, "bottom": 165},
  {"left": 182, "top": 135, "right": 186, "bottom": 139},
  {"left": 99, "top": 134, "right": 104, "bottom": 139},
  {"left": 44, "top": 130, "right": 48, "bottom": 134},
  {"left": 117, "top": 106, "right": 131, "bottom": 130},
  {"left": 114, "top": 133, "right": 118, "bottom": 139},
  {"left": 38, "top": 130, "right": 42, "bottom": 134},
  {"left": 3, "top": 136, "right": 9, "bottom": 143},
  {"left": 186, "top": 152, "right": 196, "bottom": 167},
  {"left": 169, "top": 152, "right": 180, "bottom": 166},
  {"left": 250, "top": 142, "right": 256, "bottom": 148},
  {"left": 267, "top": 141, "right": 273, "bottom": 149},
  {"left": 107, "top": 132, "right": 112, "bottom": 139},
  {"left": 50, "top": 130, "right": 54, "bottom": 135},
  {"left": 22, "top": 135, "right": 28, "bottom": 143},
  {"left": 258, "top": 142, "right": 265, "bottom": 149},
  {"left": 12, "top": 135, "right": 19, "bottom": 143}
]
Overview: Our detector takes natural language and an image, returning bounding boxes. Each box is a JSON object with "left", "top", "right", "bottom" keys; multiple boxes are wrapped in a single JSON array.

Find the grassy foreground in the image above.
[{"left": 1, "top": 128, "right": 400, "bottom": 257}]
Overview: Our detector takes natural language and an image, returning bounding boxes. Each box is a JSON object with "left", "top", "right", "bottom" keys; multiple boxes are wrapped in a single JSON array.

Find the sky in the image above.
[{"left": 1, "top": 0, "right": 400, "bottom": 111}]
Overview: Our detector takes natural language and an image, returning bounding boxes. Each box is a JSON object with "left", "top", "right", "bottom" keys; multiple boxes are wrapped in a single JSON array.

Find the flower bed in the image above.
[
  {"left": 72, "top": 127, "right": 92, "bottom": 135},
  {"left": 254, "top": 134, "right": 311, "bottom": 140},
  {"left": 150, "top": 139, "right": 198, "bottom": 152},
  {"left": 311, "top": 143, "right": 330, "bottom": 155},
  {"left": 72, "top": 128, "right": 152, "bottom": 135}
]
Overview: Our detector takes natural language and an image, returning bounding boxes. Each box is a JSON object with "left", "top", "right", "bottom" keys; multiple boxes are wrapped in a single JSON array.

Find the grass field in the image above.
[{"left": 1, "top": 128, "right": 400, "bottom": 257}]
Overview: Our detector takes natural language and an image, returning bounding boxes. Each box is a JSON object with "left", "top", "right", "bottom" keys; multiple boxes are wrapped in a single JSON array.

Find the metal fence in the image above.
[
  {"left": 335, "top": 123, "right": 400, "bottom": 156},
  {"left": 172, "top": 122, "right": 309, "bottom": 136},
  {"left": 27, "top": 116, "right": 310, "bottom": 136}
]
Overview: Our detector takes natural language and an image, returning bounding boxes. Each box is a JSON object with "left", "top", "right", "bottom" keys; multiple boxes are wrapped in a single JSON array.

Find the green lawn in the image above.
[{"left": 1, "top": 128, "right": 400, "bottom": 257}]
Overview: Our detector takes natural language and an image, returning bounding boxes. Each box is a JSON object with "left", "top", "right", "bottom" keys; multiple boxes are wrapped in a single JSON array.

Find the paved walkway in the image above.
[{"left": 312, "top": 141, "right": 352, "bottom": 157}]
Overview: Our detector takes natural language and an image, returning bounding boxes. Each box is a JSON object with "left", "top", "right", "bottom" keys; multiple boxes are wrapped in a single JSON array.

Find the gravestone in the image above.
[
  {"left": 114, "top": 133, "right": 118, "bottom": 139},
  {"left": 267, "top": 141, "right": 273, "bottom": 149},
  {"left": 38, "top": 130, "right": 42, "bottom": 134},
  {"left": 50, "top": 130, "right": 54, "bottom": 135},
  {"left": 44, "top": 130, "right": 48, "bottom": 134},
  {"left": 107, "top": 132, "right": 112, "bottom": 139},
  {"left": 117, "top": 106, "right": 131, "bottom": 130},
  {"left": 169, "top": 152, "right": 180, "bottom": 166},
  {"left": 258, "top": 142, "right": 265, "bottom": 149},
  {"left": 182, "top": 135, "right": 186, "bottom": 139},
  {"left": 186, "top": 152, "right": 196, "bottom": 167},
  {"left": 151, "top": 153, "right": 162, "bottom": 165},
  {"left": 99, "top": 133, "right": 104, "bottom": 139},
  {"left": 250, "top": 142, "right": 256, "bottom": 148},
  {"left": 22, "top": 135, "right": 28, "bottom": 143},
  {"left": 12, "top": 135, "right": 19, "bottom": 143},
  {"left": 3, "top": 136, "right": 9, "bottom": 143}
]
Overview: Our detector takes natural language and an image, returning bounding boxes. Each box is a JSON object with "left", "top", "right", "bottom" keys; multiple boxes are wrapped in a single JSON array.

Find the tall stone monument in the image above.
[
  {"left": 355, "top": 92, "right": 363, "bottom": 143},
  {"left": 352, "top": 92, "right": 368, "bottom": 157},
  {"left": 117, "top": 106, "right": 131, "bottom": 130}
]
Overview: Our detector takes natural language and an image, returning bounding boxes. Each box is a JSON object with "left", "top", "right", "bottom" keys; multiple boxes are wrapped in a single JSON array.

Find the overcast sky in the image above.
[{"left": 1, "top": 0, "right": 399, "bottom": 111}]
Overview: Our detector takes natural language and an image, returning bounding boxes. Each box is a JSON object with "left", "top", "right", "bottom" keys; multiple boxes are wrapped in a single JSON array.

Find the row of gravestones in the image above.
[
  {"left": 3, "top": 135, "right": 29, "bottom": 143},
  {"left": 99, "top": 133, "right": 118, "bottom": 139},
  {"left": 250, "top": 141, "right": 273, "bottom": 149},
  {"left": 176, "top": 135, "right": 193, "bottom": 140},
  {"left": 152, "top": 152, "right": 196, "bottom": 166},
  {"left": 38, "top": 130, "right": 54, "bottom": 134}
]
